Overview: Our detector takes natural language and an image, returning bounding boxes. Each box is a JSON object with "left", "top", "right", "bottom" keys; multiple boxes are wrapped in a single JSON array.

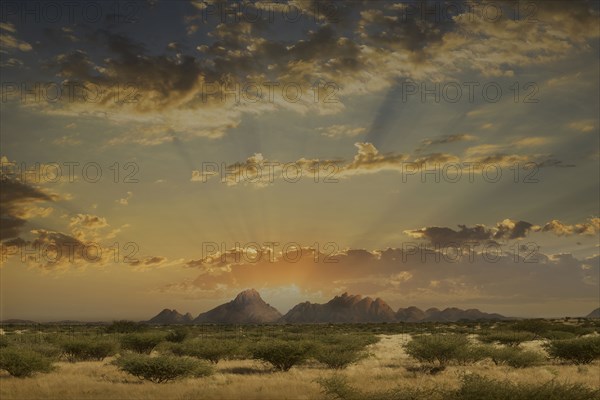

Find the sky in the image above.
[{"left": 0, "top": 0, "right": 599, "bottom": 321}]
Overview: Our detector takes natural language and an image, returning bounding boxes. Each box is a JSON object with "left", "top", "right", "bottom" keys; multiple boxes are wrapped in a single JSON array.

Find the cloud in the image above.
[
  {"left": 69, "top": 214, "right": 109, "bottom": 241},
  {"left": 416, "top": 134, "right": 477, "bottom": 152},
  {"left": 11, "top": 1, "right": 597, "bottom": 146},
  {"left": 193, "top": 141, "right": 574, "bottom": 186},
  {"left": 116, "top": 192, "right": 133, "bottom": 205},
  {"left": 568, "top": 120, "right": 596, "bottom": 133},
  {"left": 541, "top": 218, "right": 600, "bottom": 236},
  {"left": 512, "top": 137, "right": 553, "bottom": 147},
  {"left": 53, "top": 135, "right": 82, "bottom": 146},
  {"left": 405, "top": 218, "right": 598, "bottom": 246},
  {"left": 0, "top": 172, "right": 57, "bottom": 241},
  {"left": 163, "top": 244, "right": 598, "bottom": 308},
  {"left": 0, "top": 22, "right": 32, "bottom": 52},
  {"left": 317, "top": 125, "right": 366, "bottom": 138}
]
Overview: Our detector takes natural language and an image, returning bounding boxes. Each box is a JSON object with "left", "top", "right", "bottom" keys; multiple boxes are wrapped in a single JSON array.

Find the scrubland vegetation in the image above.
[{"left": 0, "top": 319, "right": 598, "bottom": 399}]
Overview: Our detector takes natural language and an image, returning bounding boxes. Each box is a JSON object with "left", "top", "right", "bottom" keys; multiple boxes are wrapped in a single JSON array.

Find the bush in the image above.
[
  {"left": 121, "top": 332, "right": 166, "bottom": 354},
  {"left": 318, "top": 374, "right": 432, "bottom": 400},
  {"left": 0, "top": 348, "right": 55, "bottom": 377},
  {"left": 113, "top": 354, "right": 213, "bottom": 383},
  {"left": 106, "top": 320, "right": 147, "bottom": 333},
  {"left": 542, "top": 330, "right": 577, "bottom": 340},
  {"left": 482, "top": 346, "right": 545, "bottom": 368},
  {"left": 478, "top": 331, "right": 536, "bottom": 347},
  {"left": 252, "top": 340, "right": 313, "bottom": 371},
  {"left": 543, "top": 336, "right": 600, "bottom": 364},
  {"left": 453, "top": 345, "right": 488, "bottom": 366},
  {"left": 509, "top": 320, "right": 551, "bottom": 337},
  {"left": 165, "top": 327, "right": 189, "bottom": 343},
  {"left": 316, "top": 334, "right": 378, "bottom": 351},
  {"left": 28, "top": 343, "right": 62, "bottom": 360},
  {"left": 454, "top": 374, "right": 599, "bottom": 400},
  {"left": 404, "top": 334, "right": 471, "bottom": 367},
  {"left": 170, "top": 338, "right": 238, "bottom": 364},
  {"left": 318, "top": 373, "right": 600, "bottom": 400},
  {"left": 0, "top": 337, "right": 9, "bottom": 348},
  {"left": 314, "top": 345, "right": 368, "bottom": 369},
  {"left": 60, "top": 339, "right": 118, "bottom": 361}
]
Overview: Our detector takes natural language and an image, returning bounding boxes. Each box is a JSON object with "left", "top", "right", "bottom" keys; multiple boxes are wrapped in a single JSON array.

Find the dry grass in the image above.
[{"left": 1, "top": 334, "right": 598, "bottom": 400}]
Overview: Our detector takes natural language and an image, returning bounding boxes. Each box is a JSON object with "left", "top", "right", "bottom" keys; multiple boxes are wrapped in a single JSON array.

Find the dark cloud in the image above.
[
  {"left": 0, "top": 178, "right": 55, "bottom": 240},
  {"left": 406, "top": 218, "right": 599, "bottom": 246},
  {"left": 406, "top": 224, "right": 493, "bottom": 246},
  {"left": 494, "top": 220, "right": 534, "bottom": 240}
]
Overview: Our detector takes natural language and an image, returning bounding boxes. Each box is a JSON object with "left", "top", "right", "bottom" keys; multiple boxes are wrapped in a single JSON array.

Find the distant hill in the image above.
[
  {"left": 193, "top": 289, "right": 282, "bottom": 324},
  {"left": 586, "top": 308, "right": 600, "bottom": 319},
  {"left": 147, "top": 309, "right": 193, "bottom": 324},
  {"left": 281, "top": 293, "right": 397, "bottom": 323},
  {"left": 0, "top": 319, "right": 38, "bottom": 325}
]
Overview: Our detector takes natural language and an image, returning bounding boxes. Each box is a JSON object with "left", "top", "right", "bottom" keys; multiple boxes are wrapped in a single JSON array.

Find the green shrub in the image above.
[
  {"left": 113, "top": 354, "right": 213, "bottom": 383},
  {"left": 453, "top": 345, "right": 488, "bottom": 366},
  {"left": 542, "top": 330, "right": 577, "bottom": 340},
  {"left": 482, "top": 345, "right": 545, "bottom": 368},
  {"left": 27, "top": 343, "right": 62, "bottom": 360},
  {"left": 454, "top": 374, "right": 599, "bottom": 400},
  {"left": 106, "top": 320, "right": 147, "bottom": 333},
  {"left": 121, "top": 332, "right": 166, "bottom": 354},
  {"left": 165, "top": 327, "right": 189, "bottom": 343},
  {"left": 314, "top": 345, "right": 368, "bottom": 369},
  {"left": 252, "top": 340, "right": 313, "bottom": 371},
  {"left": 60, "top": 339, "right": 118, "bottom": 361},
  {"left": 478, "top": 331, "right": 536, "bottom": 347},
  {"left": 170, "top": 338, "right": 238, "bottom": 364},
  {"left": 316, "top": 334, "right": 378, "bottom": 350},
  {"left": 543, "top": 336, "right": 600, "bottom": 364},
  {"left": 0, "top": 348, "right": 55, "bottom": 377},
  {"left": 404, "top": 334, "right": 470, "bottom": 367},
  {"left": 318, "top": 374, "right": 435, "bottom": 400},
  {"left": 0, "top": 337, "right": 9, "bottom": 348},
  {"left": 509, "top": 320, "right": 551, "bottom": 337},
  {"left": 318, "top": 373, "right": 600, "bottom": 400}
]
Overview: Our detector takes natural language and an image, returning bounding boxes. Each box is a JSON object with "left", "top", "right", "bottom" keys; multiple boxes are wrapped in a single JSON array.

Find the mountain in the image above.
[
  {"left": 145, "top": 290, "right": 509, "bottom": 324},
  {"left": 148, "top": 309, "right": 193, "bottom": 324},
  {"left": 281, "top": 293, "right": 397, "bottom": 323},
  {"left": 193, "top": 289, "right": 282, "bottom": 324},
  {"left": 396, "top": 306, "right": 426, "bottom": 322},
  {"left": 586, "top": 308, "right": 600, "bottom": 319},
  {"left": 421, "top": 307, "right": 507, "bottom": 322},
  {"left": 395, "top": 306, "right": 507, "bottom": 322}
]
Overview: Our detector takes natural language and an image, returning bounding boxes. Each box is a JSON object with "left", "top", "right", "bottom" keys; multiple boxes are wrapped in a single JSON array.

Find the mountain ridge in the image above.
[{"left": 147, "top": 289, "right": 514, "bottom": 324}]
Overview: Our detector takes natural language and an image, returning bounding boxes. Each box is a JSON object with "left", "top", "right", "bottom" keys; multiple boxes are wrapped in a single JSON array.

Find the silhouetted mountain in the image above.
[
  {"left": 396, "top": 306, "right": 426, "bottom": 322},
  {"left": 587, "top": 308, "right": 600, "bottom": 318},
  {"left": 394, "top": 306, "right": 508, "bottom": 322},
  {"left": 148, "top": 309, "right": 193, "bottom": 324},
  {"left": 145, "top": 290, "right": 509, "bottom": 324},
  {"left": 193, "top": 289, "right": 282, "bottom": 324},
  {"left": 421, "top": 307, "right": 507, "bottom": 322},
  {"left": 281, "top": 293, "right": 397, "bottom": 323}
]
